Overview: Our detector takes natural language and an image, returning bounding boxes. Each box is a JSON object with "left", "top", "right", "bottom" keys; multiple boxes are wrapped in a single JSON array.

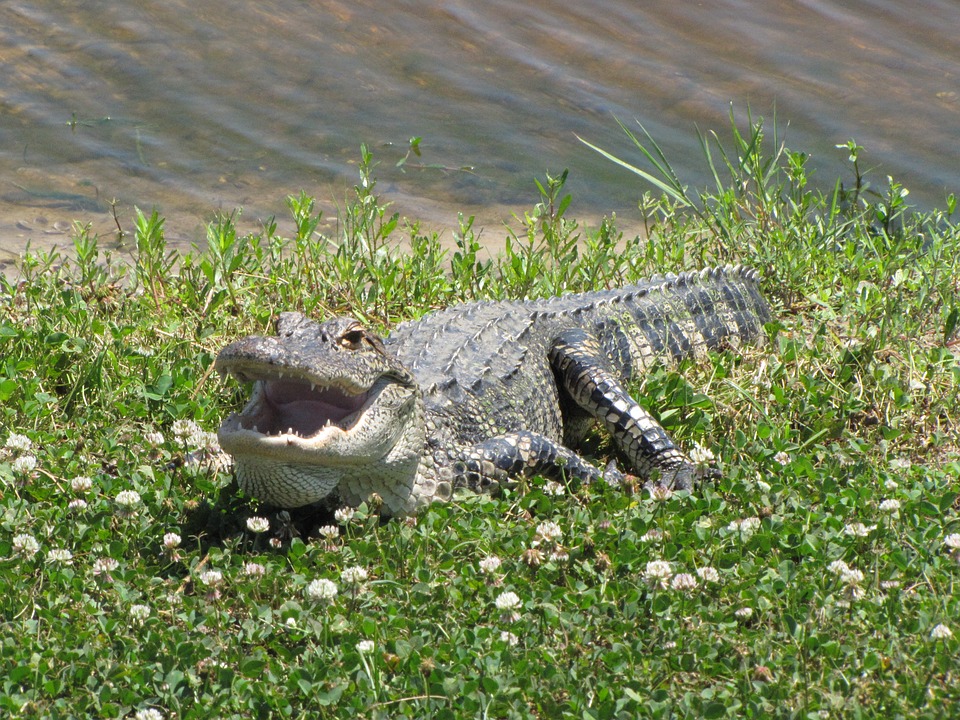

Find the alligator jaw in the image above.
[
  {"left": 217, "top": 370, "right": 400, "bottom": 465},
  {"left": 229, "top": 373, "right": 366, "bottom": 432}
]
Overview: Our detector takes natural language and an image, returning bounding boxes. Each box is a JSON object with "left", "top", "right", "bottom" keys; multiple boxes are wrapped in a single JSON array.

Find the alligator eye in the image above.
[{"left": 340, "top": 328, "right": 366, "bottom": 350}]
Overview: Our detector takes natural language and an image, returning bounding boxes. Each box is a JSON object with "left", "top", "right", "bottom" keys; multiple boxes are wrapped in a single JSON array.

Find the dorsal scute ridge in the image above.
[{"left": 472, "top": 317, "right": 501, "bottom": 343}]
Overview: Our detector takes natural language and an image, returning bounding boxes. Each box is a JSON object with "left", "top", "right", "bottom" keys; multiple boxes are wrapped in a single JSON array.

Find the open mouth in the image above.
[{"left": 231, "top": 375, "right": 371, "bottom": 439}]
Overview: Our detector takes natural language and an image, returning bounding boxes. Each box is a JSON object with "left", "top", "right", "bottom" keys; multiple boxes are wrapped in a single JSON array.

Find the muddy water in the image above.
[{"left": 1, "top": 0, "right": 958, "bottom": 267}]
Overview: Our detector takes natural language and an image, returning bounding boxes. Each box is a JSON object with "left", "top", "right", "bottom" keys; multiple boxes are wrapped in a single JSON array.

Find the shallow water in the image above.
[{"left": 1, "top": 0, "right": 958, "bottom": 265}]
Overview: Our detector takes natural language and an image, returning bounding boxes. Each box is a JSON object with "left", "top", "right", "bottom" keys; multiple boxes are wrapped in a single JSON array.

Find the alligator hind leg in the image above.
[
  {"left": 550, "top": 328, "right": 706, "bottom": 490},
  {"left": 457, "top": 430, "right": 621, "bottom": 493}
]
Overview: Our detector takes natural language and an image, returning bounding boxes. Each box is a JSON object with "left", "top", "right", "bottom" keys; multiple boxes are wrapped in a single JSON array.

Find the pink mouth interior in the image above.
[{"left": 252, "top": 379, "right": 367, "bottom": 436}]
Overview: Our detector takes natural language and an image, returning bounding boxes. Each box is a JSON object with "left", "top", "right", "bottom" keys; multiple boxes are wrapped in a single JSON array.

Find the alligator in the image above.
[{"left": 215, "top": 265, "right": 771, "bottom": 516}]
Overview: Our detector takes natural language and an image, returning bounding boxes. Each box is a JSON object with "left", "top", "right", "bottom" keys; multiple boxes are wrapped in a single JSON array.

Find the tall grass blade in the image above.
[{"left": 577, "top": 121, "right": 693, "bottom": 208}]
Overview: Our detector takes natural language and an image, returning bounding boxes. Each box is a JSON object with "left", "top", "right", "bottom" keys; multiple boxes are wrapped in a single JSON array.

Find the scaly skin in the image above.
[{"left": 216, "top": 265, "right": 771, "bottom": 516}]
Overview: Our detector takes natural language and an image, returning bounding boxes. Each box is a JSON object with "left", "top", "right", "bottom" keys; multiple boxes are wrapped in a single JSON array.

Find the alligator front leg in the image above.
[
  {"left": 550, "top": 328, "right": 708, "bottom": 490},
  {"left": 456, "top": 430, "right": 622, "bottom": 493}
]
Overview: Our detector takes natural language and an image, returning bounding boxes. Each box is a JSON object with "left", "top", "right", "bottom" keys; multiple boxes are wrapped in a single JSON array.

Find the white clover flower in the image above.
[
  {"left": 341, "top": 566, "right": 368, "bottom": 584},
  {"left": 46, "top": 548, "right": 73, "bottom": 564},
  {"left": 640, "top": 529, "right": 664, "bottom": 543},
  {"left": 843, "top": 522, "right": 875, "bottom": 538},
  {"left": 931, "top": 623, "right": 953, "bottom": 641},
  {"left": 662, "top": 640, "right": 677, "bottom": 650},
  {"left": 944, "top": 533, "right": 960, "bottom": 550},
  {"left": 542, "top": 481, "right": 565, "bottom": 496},
  {"left": 130, "top": 604, "right": 151, "bottom": 622},
  {"left": 840, "top": 567, "right": 864, "bottom": 586},
  {"left": 93, "top": 557, "right": 119, "bottom": 575},
  {"left": 773, "top": 451, "right": 791, "bottom": 466},
  {"left": 199, "top": 569, "right": 223, "bottom": 586},
  {"left": 144, "top": 431, "right": 165, "bottom": 447},
  {"left": 11, "top": 455, "right": 37, "bottom": 474},
  {"left": 880, "top": 580, "right": 901, "bottom": 590},
  {"left": 495, "top": 591, "right": 521, "bottom": 611},
  {"left": 204, "top": 432, "right": 221, "bottom": 451},
  {"left": 696, "top": 566, "right": 720, "bottom": 584},
  {"left": 305, "top": 578, "right": 338, "bottom": 603},
  {"left": 479, "top": 555, "right": 502, "bottom": 574},
  {"left": 649, "top": 485, "right": 673, "bottom": 502},
  {"left": 285, "top": 617, "right": 297, "bottom": 628},
  {"left": 728, "top": 517, "right": 761, "bottom": 536},
  {"left": 740, "top": 517, "right": 761, "bottom": 533},
  {"left": 535, "top": 521, "right": 562, "bottom": 543},
  {"left": 827, "top": 559, "right": 850, "bottom": 575},
  {"left": 163, "top": 532, "right": 182, "bottom": 549},
  {"left": 879, "top": 499, "right": 901, "bottom": 513},
  {"left": 334, "top": 507, "right": 355, "bottom": 524},
  {"left": 134, "top": 709, "right": 165, "bottom": 720},
  {"left": 68, "top": 498, "right": 88, "bottom": 511},
  {"left": 883, "top": 478, "right": 899, "bottom": 492},
  {"left": 115, "top": 490, "right": 141, "bottom": 508},
  {"left": 189, "top": 430, "right": 220, "bottom": 454},
  {"left": 670, "top": 573, "right": 697, "bottom": 592},
  {"left": 689, "top": 443, "right": 715, "bottom": 465},
  {"left": 172, "top": 419, "right": 200, "bottom": 438},
  {"left": 5, "top": 432, "right": 32, "bottom": 452},
  {"left": 356, "top": 639, "right": 375, "bottom": 653},
  {"left": 12, "top": 533, "right": 40, "bottom": 559},
  {"left": 643, "top": 560, "right": 673, "bottom": 581},
  {"left": 243, "top": 562, "right": 266, "bottom": 578},
  {"left": 246, "top": 516, "right": 270, "bottom": 533},
  {"left": 735, "top": 607, "right": 754, "bottom": 620},
  {"left": 70, "top": 476, "right": 93, "bottom": 493},
  {"left": 499, "top": 630, "right": 519, "bottom": 647},
  {"left": 318, "top": 525, "right": 339, "bottom": 541}
]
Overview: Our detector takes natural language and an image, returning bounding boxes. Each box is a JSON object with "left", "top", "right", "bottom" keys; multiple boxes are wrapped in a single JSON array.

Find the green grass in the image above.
[{"left": 2, "top": 122, "right": 960, "bottom": 719}]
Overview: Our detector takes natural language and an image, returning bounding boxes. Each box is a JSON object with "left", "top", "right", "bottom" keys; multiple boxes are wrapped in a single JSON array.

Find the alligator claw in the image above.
[
  {"left": 602, "top": 459, "right": 627, "bottom": 487},
  {"left": 646, "top": 461, "right": 720, "bottom": 492}
]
